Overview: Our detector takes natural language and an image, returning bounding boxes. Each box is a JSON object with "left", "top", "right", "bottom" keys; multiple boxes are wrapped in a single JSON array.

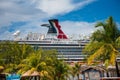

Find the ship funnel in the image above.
[{"left": 49, "top": 19, "right": 68, "bottom": 39}]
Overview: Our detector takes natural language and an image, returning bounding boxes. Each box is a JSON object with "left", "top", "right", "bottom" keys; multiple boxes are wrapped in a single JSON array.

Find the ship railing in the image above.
[{"left": 51, "top": 40, "right": 79, "bottom": 44}]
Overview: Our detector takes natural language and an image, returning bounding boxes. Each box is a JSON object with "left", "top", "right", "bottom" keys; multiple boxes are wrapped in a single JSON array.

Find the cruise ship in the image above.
[{"left": 15, "top": 19, "right": 89, "bottom": 62}]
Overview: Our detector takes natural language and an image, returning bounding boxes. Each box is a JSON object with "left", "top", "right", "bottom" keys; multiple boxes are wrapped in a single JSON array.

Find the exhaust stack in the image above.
[{"left": 41, "top": 19, "right": 68, "bottom": 39}]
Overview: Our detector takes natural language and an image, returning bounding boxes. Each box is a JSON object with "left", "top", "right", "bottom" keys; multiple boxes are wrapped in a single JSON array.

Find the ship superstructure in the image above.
[{"left": 17, "top": 19, "right": 89, "bottom": 62}]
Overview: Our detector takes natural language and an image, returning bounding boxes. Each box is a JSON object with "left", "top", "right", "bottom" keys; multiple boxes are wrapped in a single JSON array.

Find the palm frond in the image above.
[
  {"left": 115, "top": 36, "right": 120, "bottom": 47},
  {"left": 87, "top": 45, "right": 106, "bottom": 65},
  {"left": 104, "top": 59, "right": 109, "bottom": 68},
  {"left": 95, "top": 22, "right": 105, "bottom": 28},
  {"left": 110, "top": 51, "right": 117, "bottom": 65}
]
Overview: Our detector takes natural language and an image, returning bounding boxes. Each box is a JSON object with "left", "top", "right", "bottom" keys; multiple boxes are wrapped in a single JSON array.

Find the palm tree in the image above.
[
  {"left": 18, "top": 49, "right": 66, "bottom": 80},
  {"left": 0, "top": 41, "right": 34, "bottom": 73},
  {"left": 17, "top": 50, "right": 51, "bottom": 79},
  {"left": 52, "top": 60, "right": 70, "bottom": 80},
  {"left": 70, "top": 62, "right": 81, "bottom": 80},
  {"left": 74, "top": 63, "right": 81, "bottom": 80},
  {"left": 83, "top": 16, "right": 120, "bottom": 76}
]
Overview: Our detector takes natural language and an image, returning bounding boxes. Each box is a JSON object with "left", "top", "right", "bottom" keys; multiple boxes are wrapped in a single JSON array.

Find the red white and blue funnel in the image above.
[{"left": 41, "top": 19, "right": 68, "bottom": 39}]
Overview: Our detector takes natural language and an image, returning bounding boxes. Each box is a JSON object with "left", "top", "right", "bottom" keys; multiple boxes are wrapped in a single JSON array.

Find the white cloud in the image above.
[
  {"left": 36, "top": 0, "right": 74, "bottom": 16},
  {"left": 0, "top": 20, "right": 96, "bottom": 40},
  {"left": 61, "top": 21, "right": 95, "bottom": 34},
  {"left": 0, "top": 0, "right": 95, "bottom": 27},
  {"left": 0, "top": 0, "right": 47, "bottom": 27},
  {"left": 0, "top": 0, "right": 96, "bottom": 40},
  {"left": 36, "top": 0, "right": 95, "bottom": 16},
  {"left": 60, "top": 21, "right": 96, "bottom": 39}
]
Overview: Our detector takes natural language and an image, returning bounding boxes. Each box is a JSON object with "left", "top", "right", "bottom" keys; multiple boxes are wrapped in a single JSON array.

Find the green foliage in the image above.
[
  {"left": 83, "top": 16, "right": 120, "bottom": 67},
  {"left": 70, "top": 62, "right": 81, "bottom": 80},
  {"left": 52, "top": 60, "right": 70, "bottom": 80},
  {"left": 0, "top": 41, "right": 71, "bottom": 80},
  {"left": 0, "top": 41, "right": 34, "bottom": 73}
]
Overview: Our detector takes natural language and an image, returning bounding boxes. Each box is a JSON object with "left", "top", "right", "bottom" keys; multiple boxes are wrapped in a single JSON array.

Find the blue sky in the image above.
[
  {"left": 59, "top": 0, "right": 120, "bottom": 22},
  {"left": 0, "top": 0, "right": 120, "bottom": 40}
]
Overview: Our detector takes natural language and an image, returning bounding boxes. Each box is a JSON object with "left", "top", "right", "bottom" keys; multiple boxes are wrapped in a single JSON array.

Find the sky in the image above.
[{"left": 0, "top": 0, "right": 120, "bottom": 40}]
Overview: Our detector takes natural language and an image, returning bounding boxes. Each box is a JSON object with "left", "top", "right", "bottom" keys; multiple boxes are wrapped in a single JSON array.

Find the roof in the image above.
[{"left": 81, "top": 66, "right": 106, "bottom": 73}]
